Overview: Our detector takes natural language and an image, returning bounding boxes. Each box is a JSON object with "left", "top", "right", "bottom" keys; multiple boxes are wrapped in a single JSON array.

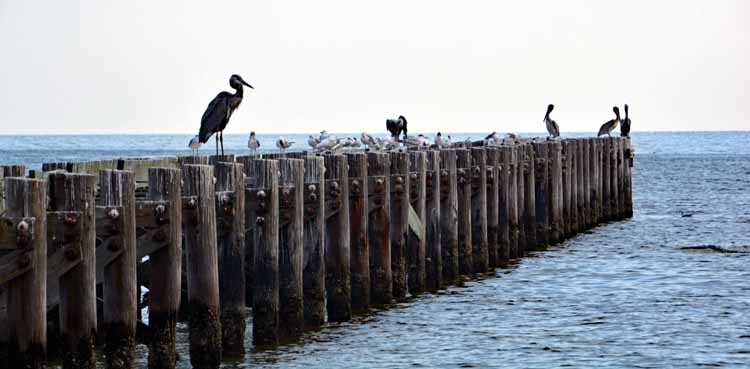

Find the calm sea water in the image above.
[{"left": 2, "top": 132, "right": 749, "bottom": 368}]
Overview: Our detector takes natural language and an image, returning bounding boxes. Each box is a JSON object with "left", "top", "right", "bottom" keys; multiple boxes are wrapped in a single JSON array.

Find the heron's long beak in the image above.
[{"left": 242, "top": 79, "right": 254, "bottom": 89}]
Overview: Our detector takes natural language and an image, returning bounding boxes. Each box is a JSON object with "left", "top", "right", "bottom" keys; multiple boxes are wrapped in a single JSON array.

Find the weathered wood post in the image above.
[
  {"left": 178, "top": 156, "right": 209, "bottom": 165},
  {"left": 250, "top": 159, "right": 279, "bottom": 346},
  {"left": 146, "top": 167, "right": 182, "bottom": 369},
  {"left": 570, "top": 140, "right": 580, "bottom": 236},
  {"left": 616, "top": 138, "right": 627, "bottom": 220},
  {"left": 523, "top": 144, "right": 537, "bottom": 250},
  {"left": 208, "top": 155, "right": 235, "bottom": 165},
  {"left": 581, "top": 139, "right": 592, "bottom": 229},
  {"left": 601, "top": 138, "right": 612, "bottom": 222},
  {"left": 389, "top": 151, "right": 409, "bottom": 299},
  {"left": 276, "top": 159, "right": 304, "bottom": 341},
  {"left": 439, "top": 149, "right": 459, "bottom": 283},
  {"left": 561, "top": 141, "right": 571, "bottom": 238},
  {"left": 99, "top": 170, "right": 137, "bottom": 369},
  {"left": 346, "top": 153, "right": 370, "bottom": 312},
  {"left": 576, "top": 139, "right": 586, "bottom": 231},
  {"left": 48, "top": 172, "right": 97, "bottom": 369},
  {"left": 507, "top": 146, "right": 520, "bottom": 257},
  {"left": 181, "top": 164, "right": 221, "bottom": 368},
  {"left": 407, "top": 151, "right": 426, "bottom": 294},
  {"left": 236, "top": 156, "right": 255, "bottom": 309},
  {"left": 324, "top": 154, "right": 351, "bottom": 321},
  {"left": 0, "top": 165, "right": 26, "bottom": 213},
  {"left": 424, "top": 151, "right": 442, "bottom": 291},
  {"left": 498, "top": 146, "right": 511, "bottom": 259},
  {"left": 485, "top": 147, "right": 500, "bottom": 267},
  {"left": 367, "top": 152, "right": 392, "bottom": 305},
  {"left": 2, "top": 177, "right": 46, "bottom": 368},
  {"left": 533, "top": 143, "right": 550, "bottom": 247},
  {"left": 302, "top": 156, "right": 326, "bottom": 327},
  {"left": 623, "top": 138, "right": 634, "bottom": 218},
  {"left": 589, "top": 139, "right": 600, "bottom": 225},
  {"left": 515, "top": 145, "right": 527, "bottom": 256},
  {"left": 214, "top": 162, "right": 246, "bottom": 356},
  {"left": 549, "top": 141, "right": 564, "bottom": 243},
  {"left": 455, "top": 149, "right": 473, "bottom": 274},
  {"left": 470, "top": 148, "right": 488, "bottom": 273},
  {"left": 613, "top": 138, "right": 622, "bottom": 220}
]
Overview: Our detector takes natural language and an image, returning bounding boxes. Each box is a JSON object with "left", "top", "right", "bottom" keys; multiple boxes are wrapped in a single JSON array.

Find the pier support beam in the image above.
[
  {"left": 424, "top": 151, "right": 442, "bottom": 291},
  {"left": 389, "top": 151, "right": 409, "bottom": 300},
  {"left": 347, "top": 153, "right": 370, "bottom": 312},
  {"left": 407, "top": 151, "right": 426, "bottom": 295},
  {"left": 508, "top": 146, "right": 520, "bottom": 257},
  {"left": 523, "top": 144, "right": 537, "bottom": 251},
  {"left": 533, "top": 143, "right": 550, "bottom": 247},
  {"left": 470, "top": 148, "right": 488, "bottom": 273},
  {"left": 277, "top": 159, "right": 304, "bottom": 341},
  {"left": 368, "top": 152, "right": 392, "bottom": 305},
  {"left": 549, "top": 141, "right": 564, "bottom": 244},
  {"left": 485, "top": 147, "right": 500, "bottom": 267},
  {"left": 302, "top": 157, "right": 326, "bottom": 327},
  {"left": 498, "top": 146, "right": 511, "bottom": 259},
  {"left": 439, "top": 150, "right": 459, "bottom": 284},
  {"left": 324, "top": 154, "right": 351, "bottom": 321},
  {"left": 456, "top": 149, "right": 473, "bottom": 274}
]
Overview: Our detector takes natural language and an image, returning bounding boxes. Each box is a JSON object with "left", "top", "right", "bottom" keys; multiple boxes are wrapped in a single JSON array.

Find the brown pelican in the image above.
[
  {"left": 620, "top": 104, "right": 631, "bottom": 137},
  {"left": 598, "top": 106, "right": 621, "bottom": 137},
  {"left": 544, "top": 104, "right": 560, "bottom": 138},
  {"left": 193, "top": 74, "right": 253, "bottom": 155}
]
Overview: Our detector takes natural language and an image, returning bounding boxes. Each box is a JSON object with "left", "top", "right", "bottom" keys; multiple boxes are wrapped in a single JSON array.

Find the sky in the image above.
[{"left": 0, "top": 0, "right": 748, "bottom": 135}]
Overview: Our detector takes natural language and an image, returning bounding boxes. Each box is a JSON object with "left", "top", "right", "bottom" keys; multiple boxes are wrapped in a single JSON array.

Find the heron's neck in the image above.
[{"left": 233, "top": 84, "right": 244, "bottom": 98}]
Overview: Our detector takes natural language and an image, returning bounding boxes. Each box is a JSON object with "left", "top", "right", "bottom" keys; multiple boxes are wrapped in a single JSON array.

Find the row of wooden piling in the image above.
[{"left": 0, "top": 137, "right": 633, "bottom": 369}]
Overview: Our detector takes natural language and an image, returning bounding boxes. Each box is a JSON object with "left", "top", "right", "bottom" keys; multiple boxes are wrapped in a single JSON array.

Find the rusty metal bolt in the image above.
[
  {"left": 107, "top": 208, "right": 120, "bottom": 220},
  {"left": 257, "top": 190, "right": 266, "bottom": 199},
  {"left": 256, "top": 216, "right": 265, "bottom": 225},
  {"left": 374, "top": 197, "right": 383, "bottom": 206},
  {"left": 153, "top": 229, "right": 167, "bottom": 242},
  {"left": 64, "top": 215, "right": 78, "bottom": 227},
  {"left": 305, "top": 205, "right": 315, "bottom": 216},
  {"left": 220, "top": 194, "right": 231, "bottom": 206},
  {"left": 395, "top": 184, "right": 404, "bottom": 194},
  {"left": 441, "top": 170, "right": 448, "bottom": 178},
  {"left": 374, "top": 178, "right": 384, "bottom": 193},
  {"left": 17, "top": 253, "right": 31, "bottom": 268},
  {"left": 329, "top": 181, "right": 339, "bottom": 192},
  {"left": 351, "top": 179, "right": 360, "bottom": 195},
  {"left": 155, "top": 204, "right": 166, "bottom": 216},
  {"left": 64, "top": 246, "right": 79, "bottom": 261},
  {"left": 308, "top": 193, "right": 318, "bottom": 202},
  {"left": 308, "top": 184, "right": 317, "bottom": 193},
  {"left": 410, "top": 173, "right": 417, "bottom": 181},
  {"left": 108, "top": 238, "right": 121, "bottom": 251},
  {"left": 187, "top": 198, "right": 197, "bottom": 209},
  {"left": 17, "top": 220, "right": 29, "bottom": 233},
  {"left": 16, "top": 220, "right": 31, "bottom": 247},
  {"left": 395, "top": 176, "right": 404, "bottom": 185}
]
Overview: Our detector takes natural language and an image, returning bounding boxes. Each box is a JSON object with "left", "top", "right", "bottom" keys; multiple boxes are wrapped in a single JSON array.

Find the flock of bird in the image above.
[{"left": 190, "top": 74, "right": 633, "bottom": 156}]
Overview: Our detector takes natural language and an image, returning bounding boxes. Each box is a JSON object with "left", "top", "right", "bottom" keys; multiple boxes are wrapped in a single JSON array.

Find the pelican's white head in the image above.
[{"left": 188, "top": 136, "right": 202, "bottom": 150}]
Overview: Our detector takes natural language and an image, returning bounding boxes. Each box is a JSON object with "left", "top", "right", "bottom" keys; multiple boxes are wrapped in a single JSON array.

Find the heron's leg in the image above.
[
  {"left": 220, "top": 131, "right": 225, "bottom": 156},
  {"left": 215, "top": 134, "right": 219, "bottom": 156}
]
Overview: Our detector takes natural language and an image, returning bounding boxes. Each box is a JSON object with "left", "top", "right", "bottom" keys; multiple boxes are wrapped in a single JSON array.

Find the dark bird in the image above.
[
  {"left": 620, "top": 104, "right": 631, "bottom": 137},
  {"left": 544, "top": 104, "right": 560, "bottom": 138},
  {"left": 386, "top": 115, "right": 408, "bottom": 141},
  {"left": 597, "top": 106, "right": 621, "bottom": 137},
  {"left": 190, "top": 74, "right": 253, "bottom": 155}
]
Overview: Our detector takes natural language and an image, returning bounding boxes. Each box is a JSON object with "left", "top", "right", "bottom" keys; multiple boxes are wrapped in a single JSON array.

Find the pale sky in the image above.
[{"left": 0, "top": 0, "right": 747, "bottom": 134}]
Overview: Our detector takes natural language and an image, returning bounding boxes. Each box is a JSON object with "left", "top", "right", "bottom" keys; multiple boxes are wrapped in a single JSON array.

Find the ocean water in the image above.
[{"left": 2, "top": 131, "right": 750, "bottom": 368}]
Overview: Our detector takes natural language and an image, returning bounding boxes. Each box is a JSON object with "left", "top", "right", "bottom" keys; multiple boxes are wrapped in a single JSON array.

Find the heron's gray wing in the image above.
[{"left": 199, "top": 92, "right": 231, "bottom": 143}]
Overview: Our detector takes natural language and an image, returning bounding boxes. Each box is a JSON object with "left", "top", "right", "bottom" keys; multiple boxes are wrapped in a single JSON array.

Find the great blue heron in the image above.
[
  {"left": 544, "top": 104, "right": 560, "bottom": 138},
  {"left": 598, "top": 106, "right": 621, "bottom": 137},
  {"left": 191, "top": 74, "right": 253, "bottom": 155},
  {"left": 247, "top": 131, "right": 260, "bottom": 155},
  {"left": 620, "top": 104, "right": 631, "bottom": 137},
  {"left": 386, "top": 115, "right": 408, "bottom": 140}
]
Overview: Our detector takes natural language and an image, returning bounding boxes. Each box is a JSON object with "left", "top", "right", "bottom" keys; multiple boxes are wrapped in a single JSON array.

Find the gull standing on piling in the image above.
[
  {"left": 361, "top": 133, "right": 376, "bottom": 149},
  {"left": 247, "top": 131, "right": 260, "bottom": 155},
  {"left": 485, "top": 131, "right": 501, "bottom": 145},
  {"left": 189, "top": 136, "right": 202, "bottom": 155},
  {"left": 620, "top": 104, "right": 631, "bottom": 137},
  {"left": 308, "top": 135, "right": 320, "bottom": 149},
  {"left": 544, "top": 104, "right": 560, "bottom": 139},
  {"left": 315, "top": 136, "right": 339, "bottom": 152},
  {"left": 191, "top": 74, "right": 254, "bottom": 155},
  {"left": 276, "top": 137, "right": 293, "bottom": 154},
  {"left": 435, "top": 132, "right": 445, "bottom": 148},
  {"left": 597, "top": 106, "right": 621, "bottom": 137}
]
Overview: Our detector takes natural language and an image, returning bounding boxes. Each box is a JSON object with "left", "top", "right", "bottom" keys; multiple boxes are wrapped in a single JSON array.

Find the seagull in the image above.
[
  {"left": 276, "top": 137, "right": 294, "bottom": 154},
  {"left": 444, "top": 135, "right": 453, "bottom": 147},
  {"left": 620, "top": 104, "right": 631, "bottom": 137},
  {"left": 464, "top": 137, "right": 473, "bottom": 147},
  {"left": 308, "top": 135, "right": 320, "bottom": 149},
  {"left": 319, "top": 130, "right": 332, "bottom": 141},
  {"left": 189, "top": 136, "right": 202, "bottom": 155},
  {"left": 349, "top": 137, "right": 361, "bottom": 149},
  {"left": 315, "top": 137, "right": 339, "bottom": 152},
  {"left": 435, "top": 132, "right": 445, "bottom": 148},
  {"left": 247, "top": 131, "right": 260, "bottom": 155},
  {"left": 361, "top": 132, "right": 376, "bottom": 149},
  {"left": 506, "top": 132, "right": 521, "bottom": 140},
  {"left": 484, "top": 131, "right": 501, "bottom": 145},
  {"left": 544, "top": 104, "right": 560, "bottom": 139},
  {"left": 597, "top": 106, "right": 621, "bottom": 137}
]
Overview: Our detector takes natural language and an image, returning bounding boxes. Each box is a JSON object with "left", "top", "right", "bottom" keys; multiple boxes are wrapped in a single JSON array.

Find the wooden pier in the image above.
[{"left": 0, "top": 137, "right": 633, "bottom": 369}]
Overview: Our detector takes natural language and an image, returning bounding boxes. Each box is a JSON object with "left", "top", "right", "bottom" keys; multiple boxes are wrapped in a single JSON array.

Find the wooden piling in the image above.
[
  {"left": 214, "top": 162, "right": 246, "bottom": 356},
  {"left": 48, "top": 172, "right": 97, "bottom": 369},
  {"left": 0, "top": 165, "right": 26, "bottom": 213},
  {"left": 346, "top": 153, "right": 370, "bottom": 312},
  {"left": 576, "top": 139, "right": 586, "bottom": 230},
  {"left": 548, "top": 142, "right": 564, "bottom": 243},
  {"left": 367, "top": 152, "right": 392, "bottom": 305},
  {"left": 623, "top": 138, "right": 634, "bottom": 218},
  {"left": 570, "top": 140, "right": 580, "bottom": 235},
  {"left": 99, "top": 170, "right": 137, "bottom": 369},
  {"left": 455, "top": 149, "right": 473, "bottom": 274},
  {"left": 277, "top": 159, "right": 304, "bottom": 340},
  {"left": 236, "top": 156, "right": 256, "bottom": 309},
  {"left": 523, "top": 144, "right": 537, "bottom": 250},
  {"left": 301, "top": 156, "right": 326, "bottom": 327},
  {"left": 208, "top": 155, "right": 235, "bottom": 165},
  {"left": 507, "top": 147, "right": 519, "bottom": 257},
  {"left": 439, "top": 149, "right": 459, "bottom": 282},
  {"left": 498, "top": 146, "right": 511, "bottom": 259},
  {"left": 424, "top": 151, "right": 442, "bottom": 291},
  {"left": 515, "top": 145, "right": 526, "bottom": 256},
  {"left": 389, "top": 151, "right": 409, "bottom": 299},
  {"left": 146, "top": 168, "right": 182, "bottom": 369},
  {"left": 181, "top": 164, "right": 221, "bottom": 368},
  {"left": 609, "top": 138, "right": 620, "bottom": 221},
  {"left": 562, "top": 141, "right": 572, "bottom": 238},
  {"left": 407, "top": 151, "right": 426, "bottom": 295},
  {"left": 3, "top": 177, "right": 46, "bottom": 368},
  {"left": 616, "top": 138, "right": 626, "bottom": 219},
  {"left": 470, "top": 148, "right": 488, "bottom": 273},
  {"left": 484, "top": 147, "right": 500, "bottom": 267},
  {"left": 601, "top": 138, "right": 612, "bottom": 221},
  {"left": 581, "top": 139, "right": 592, "bottom": 229},
  {"left": 250, "top": 159, "right": 279, "bottom": 346},
  {"left": 324, "top": 154, "right": 351, "bottom": 321},
  {"left": 533, "top": 143, "right": 550, "bottom": 247}
]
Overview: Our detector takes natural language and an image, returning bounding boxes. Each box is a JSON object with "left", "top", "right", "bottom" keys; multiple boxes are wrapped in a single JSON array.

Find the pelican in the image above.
[
  {"left": 308, "top": 135, "right": 320, "bottom": 149},
  {"left": 276, "top": 137, "right": 294, "bottom": 154},
  {"left": 386, "top": 115, "right": 408, "bottom": 140},
  {"left": 247, "top": 131, "right": 260, "bottom": 155},
  {"left": 192, "top": 74, "right": 253, "bottom": 155},
  {"left": 544, "top": 104, "right": 560, "bottom": 139},
  {"left": 435, "top": 132, "right": 445, "bottom": 148},
  {"left": 620, "top": 104, "right": 631, "bottom": 137},
  {"left": 484, "top": 131, "right": 501, "bottom": 145},
  {"left": 597, "top": 106, "right": 621, "bottom": 137},
  {"left": 361, "top": 133, "right": 376, "bottom": 149},
  {"left": 188, "top": 136, "right": 202, "bottom": 155}
]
